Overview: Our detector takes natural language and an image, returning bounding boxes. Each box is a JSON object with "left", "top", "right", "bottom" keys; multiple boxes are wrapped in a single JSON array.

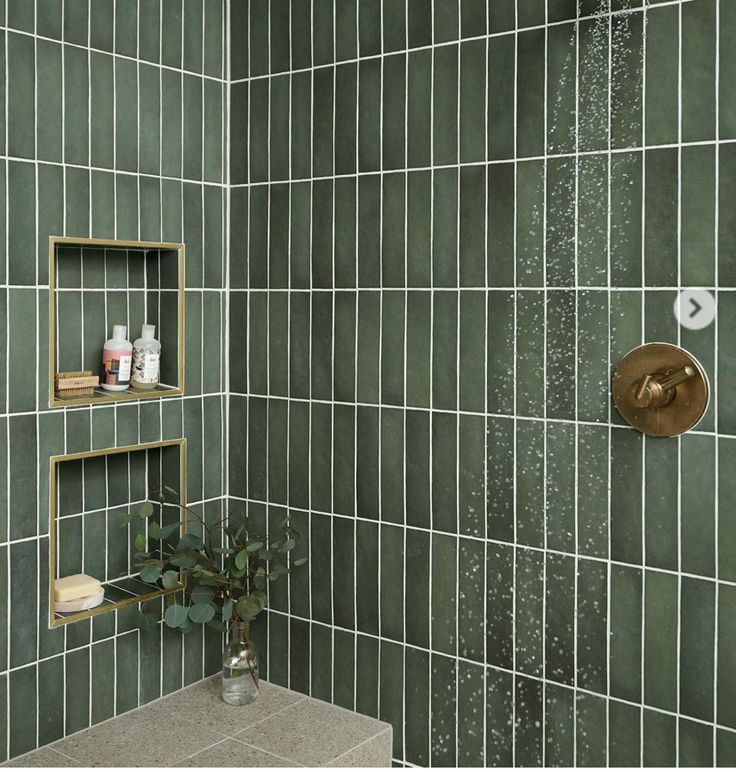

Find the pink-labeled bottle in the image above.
[{"left": 101, "top": 324, "right": 133, "bottom": 391}]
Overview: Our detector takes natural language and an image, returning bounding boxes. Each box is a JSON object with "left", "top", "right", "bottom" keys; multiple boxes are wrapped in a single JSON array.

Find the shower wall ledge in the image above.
[{"left": 2, "top": 676, "right": 392, "bottom": 768}]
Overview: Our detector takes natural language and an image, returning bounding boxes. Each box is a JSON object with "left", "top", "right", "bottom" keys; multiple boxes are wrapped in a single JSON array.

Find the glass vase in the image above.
[{"left": 222, "top": 620, "right": 259, "bottom": 705}]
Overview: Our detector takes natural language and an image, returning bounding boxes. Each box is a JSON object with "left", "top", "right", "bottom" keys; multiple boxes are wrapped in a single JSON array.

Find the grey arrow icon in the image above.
[{"left": 689, "top": 298, "right": 702, "bottom": 318}]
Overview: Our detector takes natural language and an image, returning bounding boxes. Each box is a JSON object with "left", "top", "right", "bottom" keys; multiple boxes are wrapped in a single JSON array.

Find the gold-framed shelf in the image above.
[
  {"left": 49, "top": 438, "right": 187, "bottom": 628},
  {"left": 48, "top": 236, "right": 185, "bottom": 409}
]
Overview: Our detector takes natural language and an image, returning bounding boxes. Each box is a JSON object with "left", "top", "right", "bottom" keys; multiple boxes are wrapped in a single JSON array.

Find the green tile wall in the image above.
[
  {"left": 1, "top": 0, "right": 227, "bottom": 762},
  {"left": 229, "top": 0, "right": 736, "bottom": 766}
]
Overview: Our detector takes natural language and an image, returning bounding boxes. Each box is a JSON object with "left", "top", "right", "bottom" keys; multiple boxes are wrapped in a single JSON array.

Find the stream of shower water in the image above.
[{"left": 449, "top": 1, "right": 646, "bottom": 766}]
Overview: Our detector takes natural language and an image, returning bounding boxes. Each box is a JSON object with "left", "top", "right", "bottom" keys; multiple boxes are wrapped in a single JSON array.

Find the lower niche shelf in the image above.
[
  {"left": 49, "top": 438, "right": 187, "bottom": 628},
  {"left": 53, "top": 575, "right": 170, "bottom": 623}
]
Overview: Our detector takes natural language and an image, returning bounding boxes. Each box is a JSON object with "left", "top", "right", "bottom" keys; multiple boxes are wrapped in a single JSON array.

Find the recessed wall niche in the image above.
[
  {"left": 49, "top": 439, "right": 187, "bottom": 627},
  {"left": 48, "top": 236, "right": 185, "bottom": 408}
]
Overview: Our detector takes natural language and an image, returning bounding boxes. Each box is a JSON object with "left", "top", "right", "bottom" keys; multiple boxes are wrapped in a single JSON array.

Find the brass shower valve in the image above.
[{"left": 612, "top": 344, "right": 709, "bottom": 437}]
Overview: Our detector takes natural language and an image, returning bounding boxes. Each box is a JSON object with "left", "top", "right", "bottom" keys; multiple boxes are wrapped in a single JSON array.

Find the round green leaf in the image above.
[
  {"left": 222, "top": 597, "right": 233, "bottom": 621},
  {"left": 189, "top": 603, "right": 215, "bottom": 624},
  {"left": 148, "top": 521, "right": 161, "bottom": 539},
  {"left": 190, "top": 585, "right": 215, "bottom": 604},
  {"left": 292, "top": 556, "right": 308, "bottom": 567},
  {"left": 139, "top": 564, "right": 161, "bottom": 584},
  {"left": 139, "top": 501, "right": 154, "bottom": 519},
  {"left": 280, "top": 538, "right": 296, "bottom": 552},
  {"left": 134, "top": 532, "right": 147, "bottom": 552},
  {"left": 159, "top": 522, "right": 180, "bottom": 540},
  {"left": 164, "top": 603, "right": 188, "bottom": 628},
  {"left": 162, "top": 570, "right": 180, "bottom": 589},
  {"left": 245, "top": 541, "right": 263, "bottom": 553},
  {"left": 234, "top": 549, "right": 248, "bottom": 570}
]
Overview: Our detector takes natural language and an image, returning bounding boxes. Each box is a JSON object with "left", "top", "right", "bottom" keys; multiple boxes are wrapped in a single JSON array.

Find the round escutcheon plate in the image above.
[{"left": 611, "top": 343, "right": 709, "bottom": 437}]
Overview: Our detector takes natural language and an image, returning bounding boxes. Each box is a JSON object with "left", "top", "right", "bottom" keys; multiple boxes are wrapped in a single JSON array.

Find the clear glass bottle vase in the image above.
[{"left": 222, "top": 620, "right": 259, "bottom": 705}]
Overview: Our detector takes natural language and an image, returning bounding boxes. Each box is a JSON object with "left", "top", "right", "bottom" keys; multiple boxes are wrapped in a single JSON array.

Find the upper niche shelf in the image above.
[{"left": 48, "top": 236, "right": 185, "bottom": 408}]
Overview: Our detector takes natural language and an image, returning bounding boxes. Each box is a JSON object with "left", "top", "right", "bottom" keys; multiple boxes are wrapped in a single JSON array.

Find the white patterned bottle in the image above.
[{"left": 131, "top": 324, "right": 161, "bottom": 390}]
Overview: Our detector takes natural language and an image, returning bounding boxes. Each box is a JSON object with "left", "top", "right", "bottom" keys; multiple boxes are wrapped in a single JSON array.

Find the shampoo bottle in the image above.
[
  {"left": 131, "top": 324, "right": 161, "bottom": 390},
  {"left": 101, "top": 325, "right": 133, "bottom": 391}
]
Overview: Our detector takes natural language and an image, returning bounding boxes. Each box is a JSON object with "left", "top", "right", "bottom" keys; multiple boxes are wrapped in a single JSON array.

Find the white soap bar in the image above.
[
  {"left": 54, "top": 573, "right": 102, "bottom": 602},
  {"left": 55, "top": 587, "right": 105, "bottom": 613}
]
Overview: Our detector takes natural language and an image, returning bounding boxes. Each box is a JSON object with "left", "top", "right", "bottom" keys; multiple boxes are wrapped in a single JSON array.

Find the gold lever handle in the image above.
[
  {"left": 658, "top": 365, "right": 695, "bottom": 391},
  {"left": 630, "top": 366, "right": 696, "bottom": 409}
]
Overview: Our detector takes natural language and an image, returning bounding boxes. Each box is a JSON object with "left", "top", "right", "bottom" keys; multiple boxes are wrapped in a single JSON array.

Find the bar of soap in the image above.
[
  {"left": 54, "top": 573, "right": 102, "bottom": 603},
  {"left": 55, "top": 588, "right": 105, "bottom": 613}
]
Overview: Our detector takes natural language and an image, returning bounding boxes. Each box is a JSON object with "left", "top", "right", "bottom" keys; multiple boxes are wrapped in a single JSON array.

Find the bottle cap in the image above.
[
  {"left": 112, "top": 324, "right": 127, "bottom": 340},
  {"left": 141, "top": 324, "right": 156, "bottom": 339}
]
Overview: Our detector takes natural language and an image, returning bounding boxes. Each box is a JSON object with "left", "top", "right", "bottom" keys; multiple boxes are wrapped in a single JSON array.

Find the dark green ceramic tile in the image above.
[
  {"left": 433, "top": 169, "right": 459, "bottom": 287},
  {"left": 332, "top": 516, "right": 355, "bottom": 629},
  {"left": 718, "top": 729, "right": 736, "bottom": 767},
  {"left": 333, "top": 292, "right": 356, "bottom": 401},
  {"left": 405, "top": 293, "right": 430, "bottom": 403},
  {"left": 356, "top": 634, "right": 378, "bottom": 718},
  {"left": 36, "top": 40, "right": 63, "bottom": 163},
  {"left": 405, "top": 410, "right": 430, "bottom": 530},
  {"left": 291, "top": 73, "right": 311, "bottom": 180},
  {"left": 332, "top": 630, "right": 354, "bottom": 711},
  {"left": 486, "top": 290, "right": 513, "bottom": 414},
  {"left": 611, "top": 12, "right": 643, "bottom": 149},
  {"left": 404, "top": 647, "right": 429, "bottom": 765},
  {"left": 681, "top": 145, "right": 716, "bottom": 286},
  {"left": 383, "top": 56, "right": 406, "bottom": 170},
  {"left": 10, "top": 539, "right": 37, "bottom": 669},
  {"left": 431, "top": 534, "right": 457, "bottom": 654},
  {"left": 718, "top": 584, "right": 736, "bottom": 729},
  {"left": 577, "top": 155, "right": 609, "bottom": 286},
  {"left": 576, "top": 559, "right": 608, "bottom": 694},
  {"left": 357, "top": 290, "right": 380, "bottom": 402},
  {"left": 643, "top": 710, "right": 676, "bottom": 766},
  {"left": 681, "top": 434, "right": 715, "bottom": 578},
  {"left": 139, "top": 64, "right": 161, "bottom": 177},
  {"left": 577, "top": 290, "right": 609, "bottom": 422},
  {"left": 545, "top": 683, "right": 575, "bottom": 766},
  {"left": 609, "top": 700, "right": 641, "bottom": 766},
  {"left": 356, "top": 406, "right": 379, "bottom": 520},
  {"left": 37, "top": 0, "right": 62, "bottom": 38},
  {"left": 458, "top": 414, "right": 484, "bottom": 537},
  {"left": 486, "top": 544, "right": 514, "bottom": 674},
  {"left": 9, "top": 415, "right": 37, "bottom": 540},
  {"left": 644, "top": 436, "right": 678, "bottom": 570},
  {"left": 430, "top": 655, "right": 456, "bottom": 766},
  {"left": 488, "top": 35, "right": 515, "bottom": 161},
  {"left": 433, "top": 0, "right": 457, "bottom": 44},
  {"left": 486, "top": 417, "right": 514, "bottom": 544},
  {"left": 545, "top": 422, "right": 575, "bottom": 553},
  {"left": 645, "top": 4, "right": 678, "bottom": 146},
  {"left": 290, "top": 0, "right": 311, "bottom": 69},
  {"left": 433, "top": 44, "right": 459, "bottom": 165},
  {"left": 313, "top": 69, "right": 334, "bottom": 178},
  {"left": 680, "top": 577, "right": 715, "bottom": 722},
  {"left": 515, "top": 548, "right": 544, "bottom": 677},
  {"left": 260, "top": 1, "right": 286, "bottom": 76},
  {"left": 380, "top": 525, "right": 404, "bottom": 641},
  {"left": 679, "top": 718, "right": 714, "bottom": 767},
  {"left": 405, "top": 527, "right": 430, "bottom": 648},
  {"left": 457, "top": 538, "right": 484, "bottom": 660},
  {"left": 90, "top": 51, "right": 115, "bottom": 167},
  {"left": 577, "top": 425, "right": 609, "bottom": 560},
  {"left": 312, "top": 180, "right": 333, "bottom": 289},
  {"left": 516, "top": 161, "right": 545, "bottom": 287},
  {"left": 381, "top": 292, "right": 405, "bottom": 404},
  {"left": 578, "top": 17, "right": 609, "bottom": 152},
  {"left": 356, "top": 520, "right": 379, "bottom": 634},
  {"left": 682, "top": 0, "right": 716, "bottom": 142},
  {"left": 515, "top": 290, "right": 544, "bottom": 416},
  {"left": 289, "top": 293, "right": 309, "bottom": 399},
  {"left": 38, "top": 656, "right": 64, "bottom": 747},
  {"left": 380, "top": 409, "right": 404, "bottom": 524},
  {"left": 459, "top": 167, "right": 486, "bottom": 287},
  {"left": 516, "top": 29, "right": 545, "bottom": 158},
  {"left": 486, "top": 668, "right": 514, "bottom": 766},
  {"left": 313, "top": 0, "right": 334, "bottom": 65},
  {"left": 575, "top": 692, "right": 607, "bottom": 767},
  {"left": 8, "top": 163, "right": 35, "bottom": 285},
  {"left": 609, "top": 565, "right": 642, "bottom": 702},
  {"left": 547, "top": 22, "right": 576, "bottom": 155},
  {"left": 268, "top": 291, "right": 289, "bottom": 396},
  {"left": 358, "top": 59, "right": 381, "bottom": 172},
  {"left": 644, "top": 148, "right": 678, "bottom": 286},
  {"left": 65, "top": 648, "right": 90, "bottom": 734},
  {"left": 9, "top": 666, "right": 36, "bottom": 758},
  {"left": 546, "top": 158, "right": 576, "bottom": 287},
  {"left": 407, "top": 50, "right": 432, "bottom": 169},
  {"left": 7, "top": 33, "right": 34, "bottom": 159},
  {"left": 515, "top": 675, "right": 543, "bottom": 766},
  {"left": 456, "top": 661, "right": 484, "bottom": 765},
  {"left": 335, "top": 64, "right": 357, "bottom": 175},
  {"left": 431, "top": 412, "right": 457, "bottom": 534},
  {"left": 643, "top": 569, "right": 678, "bottom": 712},
  {"left": 611, "top": 151, "right": 643, "bottom": 287},
  {"left": 546, "top": 290, "right": 576, "bottom": 418},
  {"left": 333, "top": 404, "right": 355, "bottom": 516},
  {"left": 310, "top": 403, "right": 332, "bottom": 514},
  {"left": 611, "top": 428, "right": 642, "bottom": 564},
  {"left": 718, "top": 293, "right": 736, "bottom": 433}
]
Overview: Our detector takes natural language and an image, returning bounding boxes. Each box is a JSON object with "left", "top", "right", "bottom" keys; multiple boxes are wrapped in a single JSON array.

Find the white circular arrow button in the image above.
[{"left": 674, "top": 289, "right": 715, "bottom": 331}]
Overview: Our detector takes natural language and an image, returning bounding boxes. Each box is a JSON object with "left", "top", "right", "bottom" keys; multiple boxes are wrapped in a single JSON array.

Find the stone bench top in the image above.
[{"left": 4, "top": 677, "right": 392, "bottom": 768}]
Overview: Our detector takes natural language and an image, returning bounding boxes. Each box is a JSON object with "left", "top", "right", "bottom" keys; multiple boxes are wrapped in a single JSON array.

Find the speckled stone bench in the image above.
[{"left": 4, "top": 677, "right": 392, "bottom": 768}]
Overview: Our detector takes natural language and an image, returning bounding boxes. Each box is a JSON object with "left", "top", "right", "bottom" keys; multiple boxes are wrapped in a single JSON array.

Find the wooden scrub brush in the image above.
[{"left": 54, "top": 370, "right": 100, "bottom": 399}]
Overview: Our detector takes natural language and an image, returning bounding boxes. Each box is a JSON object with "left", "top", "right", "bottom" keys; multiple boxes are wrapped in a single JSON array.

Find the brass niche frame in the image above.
[
  {"left": 48, "top": 235, "right": 186, "bottom": 409},
  {"left": 48, "top": 438, "right": 187, "bottom": 628}
]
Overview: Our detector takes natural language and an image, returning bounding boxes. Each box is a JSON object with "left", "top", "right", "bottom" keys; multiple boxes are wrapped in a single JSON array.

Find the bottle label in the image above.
[
  {"left": 132, "top": 346, "right": 160, "bottom": 384},
  {"left": 102, "top": 349, "right": 132, "bottom": 385}
]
